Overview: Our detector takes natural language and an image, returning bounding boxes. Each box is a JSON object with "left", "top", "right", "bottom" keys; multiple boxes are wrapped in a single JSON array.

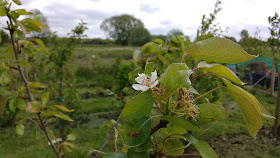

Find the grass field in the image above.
[{"left": 0, "top": 45, "right": 279, "bottom": 158}]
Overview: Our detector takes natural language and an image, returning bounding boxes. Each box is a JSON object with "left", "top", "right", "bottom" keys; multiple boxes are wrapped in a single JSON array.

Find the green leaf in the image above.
[
  {"left": 26, "top": 101, "right": 41, "bottom": 113},
  {"left": 16, "top": 98, "right": 26, "bottom": 110},
  {"left": 32, "top": 38, "right": 49, "bottom": 54},
  {"left": 161, "top": 115, "right": 203, "bottom": 132},
  {"left": 161, "top": 124, "right": 187, "bottom": 138},
  {"left": 103, "top": 152, "right": 127, "bottom": 158},
  {"left": 144, "top": 62, "right": 153, "bottom": 78},
  {"left": 188, "top": 37, "right": 257, "bottom": 63},
  {"left": 16, "top": 122, "right": 24, "bottom": 135},
  {"left": 221, "top": 78, "right": 262, "bottom": 137},
  {"left": 29, "top": 82, "right": 47, "bottom": 88},
  {"left": 142, "top": 42, "right": 159, "bottom": 54},
  {"left": 0, "top": 64, "right": 11, "bottom": 85},
  {"left": 185, "top": 134, "right": 218, "bottom": 158},
  {"left": 159, "top": 63, "right": 192, "bottom": 93},
  {"left": 0, "top": 93, "right": 9, "bottom": 117},
  {"left": 120, "top": 116, "right": 151, "bottom": 146},
  {"left": 33, "top": 14, "right": 42, "bottom": 22},
  {"left": 121, "top": 91, "right": 153, "bottom": 122},
  {"left": 9, "top": 97, "right": 17, "bottom": 112},
  {"left": 0, "top": 6, "right": 6, "bottom": 16},
  {"left": 55, "top": 105, "right": 75, "bottom": 112},
  {"left": 131, "top": 139, "right": 152, "bottom": 152},
  {"left": 66, "top": 133, "right": 76, "bottom": 141},
  {"left": 21, "top": 18, "right": 47, "bottom": 33},
  {"left": 197, "top": 61, "right": 245, "bottom": 85},
  {"left": 160, "top": 139, "right": 184, "bottom": 155},
  {"left": 127, "top": 149, "right": 149, "bottom": 158},
  {"left": 198, "top": 103, "right": 228, "bottom": 123},
  {"left": 41, "top": 92, "right": 49, "bottom": 108},
  {"left": 14, "top": 9, "right": 32, "bottom": 15},
  {"left": 12, "top": 0, "right": 22, "bottom": 5},
  {"left": 47, "top": 111, "right": 73, "bottom": 121},
  {"left": 152, "top": 39, "right": 165, "bottom": 45}
]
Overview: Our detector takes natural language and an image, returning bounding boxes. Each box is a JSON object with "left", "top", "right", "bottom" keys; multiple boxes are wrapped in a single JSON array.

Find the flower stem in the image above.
[{"left": 194, "top": 86, "right": 224, "bottom": 101}]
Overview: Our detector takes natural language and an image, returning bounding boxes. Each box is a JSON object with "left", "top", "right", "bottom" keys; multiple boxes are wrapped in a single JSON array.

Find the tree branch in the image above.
[{"left": 7, "top": 14, "right": 61, "bottom": 158}]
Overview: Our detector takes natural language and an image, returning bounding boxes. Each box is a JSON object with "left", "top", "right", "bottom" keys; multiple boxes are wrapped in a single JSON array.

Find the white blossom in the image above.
[{"left": 132, "top": 70, "right": 158, "bottom": 92}]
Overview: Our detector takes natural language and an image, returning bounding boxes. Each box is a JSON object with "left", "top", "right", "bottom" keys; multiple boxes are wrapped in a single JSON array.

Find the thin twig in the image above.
[
  {"left": 194, "top": 86, "right": 223, "bottom": 101},
  {"left": 94, "top": 114, "right": 121, "bottom": 158}
]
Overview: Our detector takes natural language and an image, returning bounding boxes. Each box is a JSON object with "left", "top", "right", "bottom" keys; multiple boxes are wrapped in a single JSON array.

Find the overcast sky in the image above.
[{"left": 8, "top": 0, "right": 280, "bottom": 41}]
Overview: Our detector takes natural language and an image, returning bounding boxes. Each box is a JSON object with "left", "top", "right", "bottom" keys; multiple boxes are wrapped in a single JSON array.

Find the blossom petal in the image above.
[
  {"left": 150, "top": 80, "right": 159, "bottom": 88},
  {"left": 132, "top": 84, "right": 142, "bottom": 91},
  {"left": 135, "top": 73, "right": 147, "bottom": 84},
  {"left": 140, "top": 85, "right": 149, "bottom": 92},
  {"left": 151, "top": 70, "right": 157, "bottom": 82}
]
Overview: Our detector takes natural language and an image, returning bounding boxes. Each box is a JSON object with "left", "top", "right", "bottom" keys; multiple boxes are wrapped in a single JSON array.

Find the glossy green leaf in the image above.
[
  {"left": 47, "top": 111, "right": 73, "bottom": 121},
  {"left": 127, "top": 149, "right": 149, "bottom": 158},
  {"left": 103, "top": 152, "right": 127, "bottom": 158},
  {"left": 222, "top": 78, "right": 262, "bottom": 137},
  {"left": 41, "top": 92, "right": 49, "bottom": 108},
  {"left": 160, "top": 139, "right": 184, "bottom": 155},
  {"left": 144, "top": 62, "right": 153, "bottom": 78},
  {"left": 185, "top": 134, "right": 218, "bottom": 158},
  {"left": 67, "top": 133, "right": 76, "bottom": 141},
  {"left": 14, "top": 9, "right": 32, "bottom": 15},
  {"left": 198, "top": 103, "right": 228, "bottom": 123},
  {"left": 161, "top": 115, "right": 202, "bottom": 132},
  {"left": 29, "top": 82, "right": 47, "bottom": 88},
  {"left": 188, "top": 37, "right": 256, "bottom": 63},
  {"left": 142, "top": 42, "right": 158, "bottom": 54},
  {"left": 26, "top": 101, "right": 41, "bottom": 113},
  {"left": 55, "top": 105, "right": 75, "bottom": 112},
  {"left": 16, "top": 122, "right": 24, "bottom": 135},
  {"left": 120, "top": 116, "right": 151, "bottom": 146},
  {"left": 0, "top": 93, "right": 9, "bottom": 117},
  {"left": 121, "top": 91, "right": 153, "bottom": 122},
  {"left": 16, "top": 98, "right": 26, "bottom": 110},
  {"left": 32, "top": 38, "right": 49, "bottom": 54},
  {"left": 12, "top": 0, "right": 22, "bottom": 5},
  {"left": 197, "top": 61, "right": 245, "bottom": 85},
  {"left": 159, "top": 63, "right": 192, "bottom": 93}
]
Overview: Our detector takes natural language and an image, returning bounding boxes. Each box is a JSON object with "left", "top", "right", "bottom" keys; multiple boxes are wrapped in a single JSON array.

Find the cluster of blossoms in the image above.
[{"left": 132, "top": 70, "right": 158, "bottom": 92}]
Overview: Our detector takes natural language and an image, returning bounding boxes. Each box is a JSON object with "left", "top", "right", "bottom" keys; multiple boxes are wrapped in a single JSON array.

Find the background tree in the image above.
[
  {"left": 128, "top": 26, "right": 151, "bottom": 46},
  {"left": 100, "top": 14, "right": 144, "bottom": 45}
]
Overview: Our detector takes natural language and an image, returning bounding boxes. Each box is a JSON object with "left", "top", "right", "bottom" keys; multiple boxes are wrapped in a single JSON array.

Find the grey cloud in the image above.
[
  {"left": 41, "top": 2, "right": 114, "bottom": 37},
  {"left": 140, "top": 4, "right": 160, "bottom": 14},
  {"left": 160, "top": 19, "right": 172, "bottom": 26}
]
